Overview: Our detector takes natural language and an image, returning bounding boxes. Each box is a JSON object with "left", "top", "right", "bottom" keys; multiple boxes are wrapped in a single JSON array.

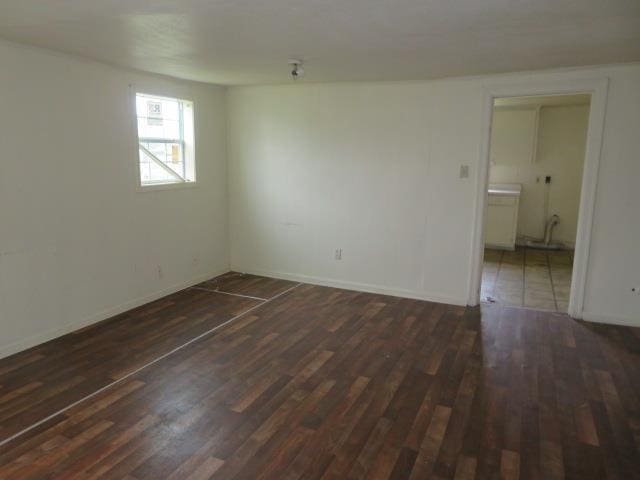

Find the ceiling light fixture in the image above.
[{"left": 288, "top": 59, "right": 304, "bottom": 80}]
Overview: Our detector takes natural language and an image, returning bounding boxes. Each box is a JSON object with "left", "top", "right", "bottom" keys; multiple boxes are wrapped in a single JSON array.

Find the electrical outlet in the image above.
[
  {"left": 157, "top": 265, "right": 164, "bottom": 279},
  {"left": 335, "top": 249, "right": 342, "bottom": 260}
]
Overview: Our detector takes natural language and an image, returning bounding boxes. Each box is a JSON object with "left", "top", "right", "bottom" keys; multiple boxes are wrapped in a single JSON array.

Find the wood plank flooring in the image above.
[{"left": 0, "top": 272, "right": 638, "bottom": 479}]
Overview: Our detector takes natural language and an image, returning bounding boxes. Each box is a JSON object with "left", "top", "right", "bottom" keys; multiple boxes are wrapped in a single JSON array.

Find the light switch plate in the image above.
[{"left": 459, "top": 165, "right": 469, "bottom": 178}]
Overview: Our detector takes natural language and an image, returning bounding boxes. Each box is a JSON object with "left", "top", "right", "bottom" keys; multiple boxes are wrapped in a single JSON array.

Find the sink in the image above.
[
  {"left": 488, "top": 183, "right": 522, "bottom": 196},
  {"left": 486, "top": 184, "right": 521, "bottom": 250}
]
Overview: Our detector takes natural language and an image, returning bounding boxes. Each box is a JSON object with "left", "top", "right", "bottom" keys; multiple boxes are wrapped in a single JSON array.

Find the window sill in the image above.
[{"left": 136, "top": 181, "right": 198, "bottom": 193}]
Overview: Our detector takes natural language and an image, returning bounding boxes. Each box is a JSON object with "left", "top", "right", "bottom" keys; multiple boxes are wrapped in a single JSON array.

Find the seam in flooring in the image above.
[
  {"left": 546, "top": 251, "right": 560, "bottom": 311},
  {"left": 480, "top": 301, "right": 568, "bottom": 315},
  {"left": 188, "top": 286, "right": 269, "bottom": 302},
  {"left": 493, "top": 249, "right": 505, "bottom": 301},
  {"left": 522, "top": 247, "right": 527, "bottom": 306},
  {"left": 0, "top": 282, "right": 301, "bottom": 449}
]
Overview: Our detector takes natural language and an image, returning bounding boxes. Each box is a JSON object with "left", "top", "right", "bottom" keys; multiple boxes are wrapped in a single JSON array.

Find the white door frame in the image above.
[{"left": 467, "top": 77, "right": 609, "bottom": 318}]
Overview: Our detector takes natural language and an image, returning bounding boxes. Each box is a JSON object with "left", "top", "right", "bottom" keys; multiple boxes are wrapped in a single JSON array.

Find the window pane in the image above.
[
  {"left": 137, "top": 117, "right": 181, "bottom": 140},
  {"left": 135, "top": 93, "right": 195, "bottom": 186},
  {"left": 139, "top": 141, "right": 185, "bottom": 184},
  {"left": 136, "top": 95, "right": 181, "bottom": 140}
]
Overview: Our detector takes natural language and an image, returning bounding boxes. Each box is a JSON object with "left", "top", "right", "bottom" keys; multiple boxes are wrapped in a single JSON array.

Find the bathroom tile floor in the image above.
[{"left": 481, "top": 246, "right": 573, "bottom": 312}]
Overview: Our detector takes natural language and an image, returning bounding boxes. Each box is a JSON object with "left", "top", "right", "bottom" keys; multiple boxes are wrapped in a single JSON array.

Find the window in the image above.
[{"left": 135, "top": 93, "right": 195, "bottom": 186}]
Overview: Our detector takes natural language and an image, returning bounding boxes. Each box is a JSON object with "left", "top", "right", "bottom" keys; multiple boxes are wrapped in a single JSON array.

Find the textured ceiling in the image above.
[{"left": 1, "top": 0, "right": 639, "bottom": 85}]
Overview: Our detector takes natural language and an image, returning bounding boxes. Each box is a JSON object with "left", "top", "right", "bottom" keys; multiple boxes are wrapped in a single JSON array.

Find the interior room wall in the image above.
[
  {"left": 489, "top": 103, "right": 590, "bottom": 245},
  {"left": 0, "top": 41, "right": 229, "bottom": 358},
  {"left": 227, "top": 64, "right": 640, "bottom": 326},
  {"left": 1, "top": 38, "right": 637, "bottom": 360},
  {"left": 228, "top": 81, "right": 482, "bottom": 306}
]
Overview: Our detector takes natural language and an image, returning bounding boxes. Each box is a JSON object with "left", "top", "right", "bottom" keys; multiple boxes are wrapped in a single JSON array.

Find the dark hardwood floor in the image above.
[{"left": 0, "top": 272, "right": 638, "bottom": 479}]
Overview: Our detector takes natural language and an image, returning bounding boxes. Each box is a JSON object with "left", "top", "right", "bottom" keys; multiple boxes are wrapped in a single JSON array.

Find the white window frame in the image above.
[{"left": 133, "top": 90, "right": 197, "bottom": 191}]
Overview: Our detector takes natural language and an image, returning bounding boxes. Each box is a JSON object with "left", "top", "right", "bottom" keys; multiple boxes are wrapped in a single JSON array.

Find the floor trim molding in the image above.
[
  {"left": 232, "top": 267, "right": 467, "bottom": 307},
  {"left": 582, "top": 311, "right": 639, "bottom": 327}
]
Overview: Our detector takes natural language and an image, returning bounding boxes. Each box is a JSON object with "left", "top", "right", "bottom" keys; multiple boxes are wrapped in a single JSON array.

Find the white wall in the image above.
[
  {"left": 228, "top": 82, "right": 482, "bottom": 305},
  {"left": 0, "top": 41, "right": 229, "bottom": 358},
  {"left": 1, "top": 41, "right": 636, "bottom": 359},
  {"left": 537, "top": 105, "right": 590, "bottom": 244},
  {"left": 489, "top": 104, "right": 590, "bottom": 244},
  {"left": 227, "top": 64, "right": 640, "bottom": 325}
]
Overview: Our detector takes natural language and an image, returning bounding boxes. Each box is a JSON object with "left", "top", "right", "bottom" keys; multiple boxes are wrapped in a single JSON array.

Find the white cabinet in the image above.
[{"left": 485, "top": 184, "right": 521, "bottom": 250}]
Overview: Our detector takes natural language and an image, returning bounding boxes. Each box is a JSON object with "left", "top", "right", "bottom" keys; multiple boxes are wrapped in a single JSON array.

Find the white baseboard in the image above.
[
  {"left": 485, "top": 243, "right": 515, "bottom": 251},
  {"left": 0, "top": 267, "right": 230, "bottom": 360},
  {"left": 233, "top": 266, "right": 467, "bottom": 307},
  {"left": 581, "top": 311, "right": 639, "bottom": 327},
  {"left": 514, "top": 239, "right": 575, "bottom": 250}
]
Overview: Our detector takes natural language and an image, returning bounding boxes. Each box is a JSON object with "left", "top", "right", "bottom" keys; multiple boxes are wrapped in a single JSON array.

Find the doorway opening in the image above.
[{"left": 481, "top": 94, "right": 592, "bottom": 312}]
